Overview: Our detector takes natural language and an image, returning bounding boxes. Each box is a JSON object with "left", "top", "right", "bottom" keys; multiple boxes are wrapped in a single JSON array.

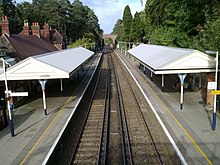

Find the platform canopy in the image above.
[
  {"left": 0, "top": 46, "right": 94, "bottom": 80},
  {"left": 128, "top": 44, "right": 216, "bottom": 74}
]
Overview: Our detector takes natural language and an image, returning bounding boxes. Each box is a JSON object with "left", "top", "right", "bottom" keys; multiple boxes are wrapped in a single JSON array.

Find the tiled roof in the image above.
[
  {"left": 0, "top": 39, "right": 6, "bottom": 49},
  {"left": 5, "top": 34, "right": 58, "bottom": 61},
  {"left": 50, "top": 29, "right": 63, "bottom": 44}
]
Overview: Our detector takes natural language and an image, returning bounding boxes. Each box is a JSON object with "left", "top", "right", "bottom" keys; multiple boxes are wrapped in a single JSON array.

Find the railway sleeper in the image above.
[
  {"left": 83, "top": 126, "right": 102, "bottom": 132},
  {"left": 87, "top": 115, "right": 103, "bottom": 119},
  {"left": 82, "top": 134, "right": 100, "bottom": 138},
  {"left": 79, "top": 138, "right": 100, "bottom": 143},
  {"left": 73, "top": 154, "right": 97, "bottom": 163},
  {"left": 77, "top": 147, "right": 99, "bottom": 153}
]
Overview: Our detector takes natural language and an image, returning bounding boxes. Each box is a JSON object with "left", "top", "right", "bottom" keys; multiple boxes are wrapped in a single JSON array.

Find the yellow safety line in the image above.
[
  {"left": 19, "top": 96, "right": 73, "bottom": 165},
  {"left": 139, "top": 75, "right": 213, "bottom": 165},
  {"left": 20, "top": 55, "right": 101, "bottom": 164}
]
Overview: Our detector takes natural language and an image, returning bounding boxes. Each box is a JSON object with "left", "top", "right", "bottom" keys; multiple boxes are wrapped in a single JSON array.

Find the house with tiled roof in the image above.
[
  {"left": 0, "top": 16, "right": 64, "bottom": 62},
  {"left": 2, "top": 34, "right": 59, "bottom": 61},
  {"left": 0, "top": 16, "right": 65, "bottom": 129},
  {"left": 19, "top": 21, "right": 64, "bottom": 50}
]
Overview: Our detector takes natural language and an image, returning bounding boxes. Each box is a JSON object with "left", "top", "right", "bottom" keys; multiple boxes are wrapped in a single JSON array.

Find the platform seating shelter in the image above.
[
  {"left": 127, "top": 44, "right": 216, "bottom": 109},
  {"left": 0, "top": 46, "right": 94, "bottom": 116}
]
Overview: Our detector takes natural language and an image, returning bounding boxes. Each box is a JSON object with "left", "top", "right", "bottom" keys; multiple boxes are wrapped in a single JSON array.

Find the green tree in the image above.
[
  {"left": 16, "top": 0, "right": 70, "bottom": 36},
  {"left": 68, "top": 0, "right": 87, "bottom": 41},
  {"left": 130, "top": 12, "right": 143, "bottom": 43},
  {"left": 2, "top": 0, "right": 16, "bottom": 16},
  {"left": 143, "top": 0, "right": 218, "bottom": 49},
  {"left": 192, "top": 14, "right": 220, "bottom": 52},
  {"left": 190, "top": 1, "right": 220, "bottom": 52},
  {"left": 112, "top": 19, "right": 123, "bottom": 41},
  {"left": 0, "top": 0, "right": 20, "bottom": 34},
  {"left": 32, "top": 0, "right": 69, "bottom": 35},
  {"left": 15, "top": 2, "right": 36, "bottom": 33},
  {"left": 85, "top": 6, "right": 102, "bottom": 42},
  {"left": 12, "top": 0, "right": 102, "bottom": 47},
  {"left": 104, "top": 38, "right": 113, "bottom": 45},
  {"left": 0, "top": 0, "right": 3, "bottom": 16},
  {"left": 122, "top": 5, "right": 132, "bottom": 42},
  {"left": 66, "top": 0, "right": 102, "bottom": 46},
  {"left": 121, "top": 0, "right": 220, "bottom": 52}
]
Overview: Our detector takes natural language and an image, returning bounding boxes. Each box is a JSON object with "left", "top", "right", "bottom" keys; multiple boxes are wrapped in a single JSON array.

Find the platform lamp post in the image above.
[
  {"left": 205, "top": 50, "right": 218, "bottom": 131},
  {"left": 1, "top": 58, "right": 14, "bottom": 137}
]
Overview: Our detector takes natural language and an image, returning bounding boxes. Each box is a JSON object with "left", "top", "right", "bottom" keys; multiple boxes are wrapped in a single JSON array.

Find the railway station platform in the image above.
[
  {"left": 0, "top": 48, "right": 219, "bottom": 165},
  {"left": 0, "top": 53, "right": 101, "bottom": 165},
  {"left": 115, "top": 50, "right": 220, "bottom": 165}
]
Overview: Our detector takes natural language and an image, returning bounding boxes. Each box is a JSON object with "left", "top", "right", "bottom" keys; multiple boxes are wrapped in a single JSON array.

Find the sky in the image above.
[{"left": 15, "top": 0, "right": 146, "bottom": 34}]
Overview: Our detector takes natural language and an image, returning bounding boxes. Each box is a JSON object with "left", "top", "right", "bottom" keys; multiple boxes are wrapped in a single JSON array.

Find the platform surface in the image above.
[
  {"left": 116, "top": 49, "right": 220, "bottom": 165},
  {"left": 0, "top": 50, "right": 219, "bottom": 165},
  {"left": 0, "top": 53, "right": 101, "bottom": 165}
]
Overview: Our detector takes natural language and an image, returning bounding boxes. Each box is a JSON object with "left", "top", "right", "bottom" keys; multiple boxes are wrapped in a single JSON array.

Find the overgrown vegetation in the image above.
[
  {"left": 2, "top": 0, "right": 219, "bottom": 52},
  {"left": 112, "top": 0, "right": 220, "bottom": 52}
]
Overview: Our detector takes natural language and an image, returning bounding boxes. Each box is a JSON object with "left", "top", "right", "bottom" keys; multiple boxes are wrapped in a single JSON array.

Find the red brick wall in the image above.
[{"left": 206, "top": 72, "right": 215, "bottom": 108}]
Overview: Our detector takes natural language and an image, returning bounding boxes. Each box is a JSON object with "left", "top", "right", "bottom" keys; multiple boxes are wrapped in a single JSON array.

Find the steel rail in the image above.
[
  {"left": 110, "top": 51, "right": 133, "bottom": 165},
  {"left": 126, "top": 70, "right": 163, "bottom": 164},
  {"left": 116, "top": 50, "right": 163, "bottom": 164},
  {"left": 103, "top": 53, "right": 111, "bottom": 164},
  {"left": 97, "top": 52, "right": 111, "bottom": 165},
  {"left": 69, "top": 54, "right": 104, "bottom": 165},
  {"left": 109, "top": 51, "right": 127, "bottom": 164}
]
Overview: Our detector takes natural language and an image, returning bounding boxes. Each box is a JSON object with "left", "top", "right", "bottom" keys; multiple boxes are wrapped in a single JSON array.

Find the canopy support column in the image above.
[
  {"left": 38, "top": 80, "right": 47, "bottom": 115},
  {"left": 60, "top": 79, "right": 63, "bottom": 95},
  {"left": 82, "top": 65, "right": 84, "bottom": 72},
  {"left": 199, "top": 75, "right": 202, "bottom": 88},
  {"left": 193, "top": 75, "right": 196, "bottom": 85},
  {"left": 178, "top": 74, "right": 187, "bottom": 110},
  {"left": 162, "top": 74, "right": 165, "bottom": 92},
  {"left": 77, "top": 71, "right": 80, "bottom": 78},
  {"left": 2, "top": 58, "right": 14, "bottom": 137},
  {"left": 151, "top": 71, "right": 153, "bottom": 81}
]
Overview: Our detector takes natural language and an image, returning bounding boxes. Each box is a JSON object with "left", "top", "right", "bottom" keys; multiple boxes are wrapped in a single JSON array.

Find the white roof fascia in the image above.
[
  {"left": 0, "top": 47, "right": 94, "bottom": 81},
  {"left": 161, "top": 50, "right": 216, "bottom": 70},
  {"left": 0, "top": 57, "right": 69, "bottom": 80},
  {"left": 128, "top": 44, "right": 216, "bottom": 74},
  {"left": 155, "top": 68, "right": 216, "bottom": 75}
]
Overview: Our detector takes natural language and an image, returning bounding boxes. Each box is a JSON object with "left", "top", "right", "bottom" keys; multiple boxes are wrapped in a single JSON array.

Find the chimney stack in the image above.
[
  {"left": 31, "top": 22, "right": 40, "bottom": 37},
  {"left": 23, "top": 20, "right": 30, "bottom": 35},
  {"left": 0, "top": 16, "right": 9, "bottom": 35},
  {"left": 43, "top": 22, "right": 50, "bottom": 40}
]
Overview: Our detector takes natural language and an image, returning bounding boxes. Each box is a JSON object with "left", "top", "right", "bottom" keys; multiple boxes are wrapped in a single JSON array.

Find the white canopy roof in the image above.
[
  {"left": 0, "top": 47, "right": 94, "bottom": 80},
  {"left": 128, "top": 44, "right": 216, "bottom": 74}
]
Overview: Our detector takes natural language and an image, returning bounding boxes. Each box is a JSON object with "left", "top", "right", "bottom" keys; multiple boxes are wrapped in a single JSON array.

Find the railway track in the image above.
[
  {"left": 111, "top": 49, "right": 163, "bottom": 164},
  {"left": 71, "top": 49, "right": 111, "bottom": 164},
  {"left": 57, "top": 46, "right": 180, "bottom": 164}
]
